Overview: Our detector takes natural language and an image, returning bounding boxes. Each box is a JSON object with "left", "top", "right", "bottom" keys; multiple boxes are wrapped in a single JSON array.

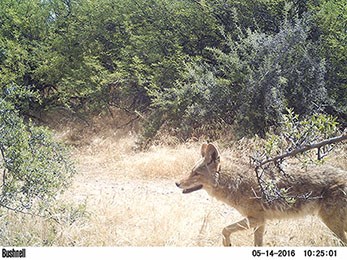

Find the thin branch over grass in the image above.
[{"left": 253, "top": 133, "right": 347, "bottom": 167}]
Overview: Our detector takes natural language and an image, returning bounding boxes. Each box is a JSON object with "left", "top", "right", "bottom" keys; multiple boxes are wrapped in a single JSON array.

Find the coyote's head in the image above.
[{"left": 176, "top": 143, "right": 221, "bottom": 193}]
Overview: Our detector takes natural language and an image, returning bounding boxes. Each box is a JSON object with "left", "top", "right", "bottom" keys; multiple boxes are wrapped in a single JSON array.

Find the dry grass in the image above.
[{"left": 1, "top": 113, "right": 346, "bottom": 247}]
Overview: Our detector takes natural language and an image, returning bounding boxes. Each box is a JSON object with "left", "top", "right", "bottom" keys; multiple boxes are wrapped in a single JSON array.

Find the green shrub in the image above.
[
  {"left": 149, "top": 15, "right": 329, "bottom": 139},
  {"left": 0, "top": 88, "right": 75, "bottom": 213}
]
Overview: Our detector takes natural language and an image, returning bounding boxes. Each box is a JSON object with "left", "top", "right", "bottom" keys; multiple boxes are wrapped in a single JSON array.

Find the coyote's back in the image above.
[{"left": 176, "top": 143, "right": 347, "bottom": 246}]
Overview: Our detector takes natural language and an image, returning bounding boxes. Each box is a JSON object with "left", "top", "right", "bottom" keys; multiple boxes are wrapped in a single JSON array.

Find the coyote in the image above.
[{"left": 176, "top": 143, "right": 347, "bottom": 246}]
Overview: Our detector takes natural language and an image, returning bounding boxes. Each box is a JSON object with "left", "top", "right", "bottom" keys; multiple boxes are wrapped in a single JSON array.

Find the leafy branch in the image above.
[
  {"left": 250, "top": 110, "right": 346, "bottom": 206},
  {"left": 0, "top": 96, "right": 75, "bottom": 214},
  {"left": 255, "top": 134, "right": 347, "bottom": 168}
]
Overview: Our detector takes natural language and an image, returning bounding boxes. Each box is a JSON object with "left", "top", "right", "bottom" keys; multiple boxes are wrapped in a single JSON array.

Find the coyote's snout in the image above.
[{"left": 176, "top": 143, "right": 347, "bottom": 246}]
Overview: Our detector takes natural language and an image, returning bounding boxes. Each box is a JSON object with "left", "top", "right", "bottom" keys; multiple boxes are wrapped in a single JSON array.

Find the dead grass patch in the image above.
[{"left": 1, "top": 113, "right": 346, "bottom": 247}]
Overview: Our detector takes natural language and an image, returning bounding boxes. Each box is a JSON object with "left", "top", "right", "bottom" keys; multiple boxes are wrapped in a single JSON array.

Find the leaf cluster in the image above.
[{"left": 0, "top": 89, "right": 75, "bottom": 213}]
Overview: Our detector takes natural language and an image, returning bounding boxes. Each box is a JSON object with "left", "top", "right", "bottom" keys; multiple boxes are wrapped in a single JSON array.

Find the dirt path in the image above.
[
  {"left": 57, "top": 141, "right": 343, "bottom": 246},
  {"left": 63, "top": 171, "right": 336, "bottom": 246},
  {"left": 62, "top": 158, "right": 238, "bottom": 246}
]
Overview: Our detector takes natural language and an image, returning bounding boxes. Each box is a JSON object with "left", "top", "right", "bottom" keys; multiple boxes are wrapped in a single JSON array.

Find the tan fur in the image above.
[{"left": 176, "top": 143, "right": 347, "bottom": 246}]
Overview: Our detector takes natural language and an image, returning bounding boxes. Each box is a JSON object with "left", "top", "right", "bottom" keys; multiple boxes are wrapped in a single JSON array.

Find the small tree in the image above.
[{"left": 0, "top": 89, "right": 75, "bottom": 214}]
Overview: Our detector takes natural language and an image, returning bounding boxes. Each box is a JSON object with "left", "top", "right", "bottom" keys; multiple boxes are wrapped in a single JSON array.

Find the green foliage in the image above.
[
  {"left": 0, "top": 0, "right": 220, "bottom": 113},
  {"left": 0, "top": 0, "right": 52, "bottom": 85},
  {"left": 0, "top": 90, "right": 75, "bottom": 213},
  {"left": 0, "top": 0, "right": 346, "bottom": 142},
  {"left": 151, "top": 15, "right": 329, "bottom": 138},
  {"left": 253, "top": 109, "right": 341, "bottom": 206},
  {"left": 281, "top": 108, "right": 339, "bottom": 144},
  {"left": 259, "top": 108, "right": 340, "bottom": 161},
  {"left": 206, "top": 0, "right": 287, "bottom": 34},
  {"left": 314, "top": 0, "right": 347, "bottom": 119},
  {"left": 1, "top": 85, "right": 41, "bottom": 115}
]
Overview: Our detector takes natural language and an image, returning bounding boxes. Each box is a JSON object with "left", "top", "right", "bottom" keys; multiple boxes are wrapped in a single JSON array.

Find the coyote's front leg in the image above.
[{"left": 222, "top": 217, "right": 265, "bottom": 246}]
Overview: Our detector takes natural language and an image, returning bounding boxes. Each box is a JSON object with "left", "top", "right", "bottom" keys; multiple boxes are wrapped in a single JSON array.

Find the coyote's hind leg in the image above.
[
  {"left": 320, "top": 217, "right": 347, "bottom": 245},
  {"left": 254, "top": 224, "right": 265, "bottom": 246},
  {"left": 319, "top": 207, "right": 347, "bottom": 246},
  {"left": 222, "top": 217, "right": 265, "bottom": 246}
]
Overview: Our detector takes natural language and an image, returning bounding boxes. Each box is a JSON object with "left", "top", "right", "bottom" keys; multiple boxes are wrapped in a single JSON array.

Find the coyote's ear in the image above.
[
  {"left": 205, "top": 143, "right": 220, "bottom": 162},
  {"left": 201, "top": 143, "right": 208, "bottom": 157}
]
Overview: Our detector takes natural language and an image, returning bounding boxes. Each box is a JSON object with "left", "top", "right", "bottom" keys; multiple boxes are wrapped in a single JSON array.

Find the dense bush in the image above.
[
  {"left": 0, "top": 0, "right": 346, "bottom": 142},
  {"left": 0, "top": 88, "right": 75, "bottom": 213},
  {"left": 151, "top": 16, "right": 330, "bottom": 138}
]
